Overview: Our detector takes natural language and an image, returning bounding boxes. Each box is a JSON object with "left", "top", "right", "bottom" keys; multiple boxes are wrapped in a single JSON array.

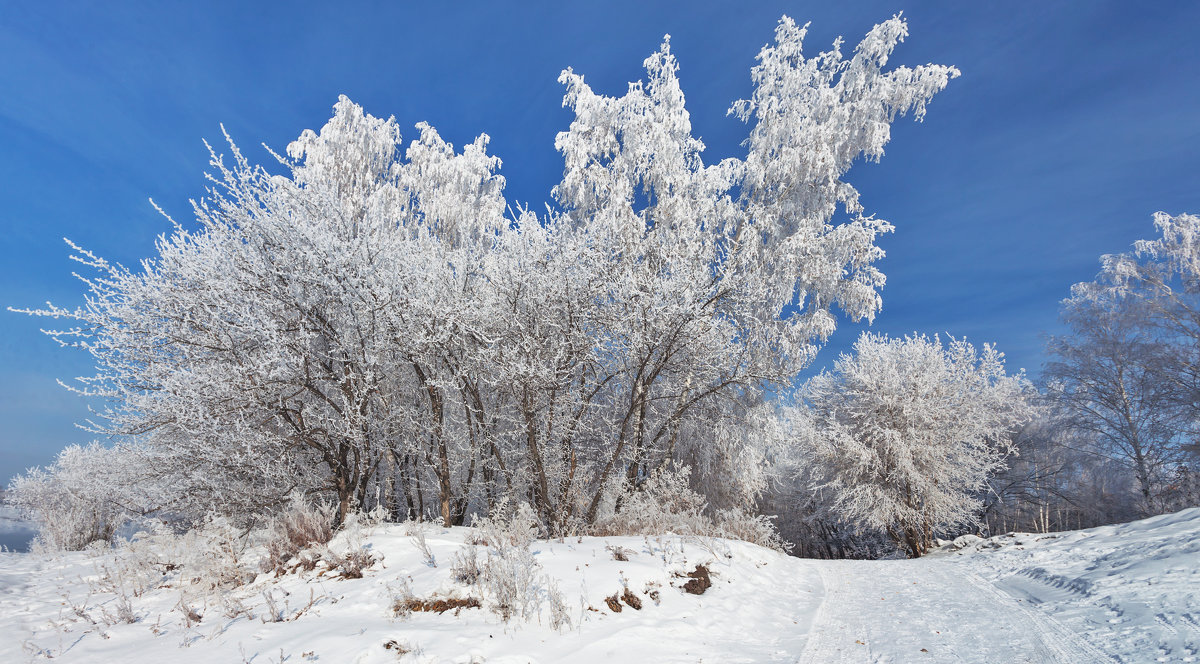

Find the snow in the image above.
[
  {"left": 2, "top": 509, "right": 1197, "bottom": 662},
  {"left": 939, "top": 508, "right": 1200, "bottom": 662}
]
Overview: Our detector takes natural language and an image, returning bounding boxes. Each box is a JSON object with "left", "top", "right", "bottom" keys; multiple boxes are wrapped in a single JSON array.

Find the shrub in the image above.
[
  {"left": 593, "top": 467, "right": 790, "bottom": 552},
  {"left": 9, "top": 443, "right": 140, "bottom": 551},
  {"left": 262, "top": 497, "right": 335, "bottom": 573}
]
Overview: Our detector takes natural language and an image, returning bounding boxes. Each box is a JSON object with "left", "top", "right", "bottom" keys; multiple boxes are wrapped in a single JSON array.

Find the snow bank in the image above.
[
  {"left": 940, "top": 507, "right": 1200, "bottom": 662},
  {"left": 0, "top": 526, "right": 817, "bottom": 663}
]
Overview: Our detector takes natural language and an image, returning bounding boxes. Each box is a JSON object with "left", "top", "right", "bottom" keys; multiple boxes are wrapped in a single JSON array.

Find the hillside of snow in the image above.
[{"left": 1, "top": 509, "right": 1197, "bottom": 663}]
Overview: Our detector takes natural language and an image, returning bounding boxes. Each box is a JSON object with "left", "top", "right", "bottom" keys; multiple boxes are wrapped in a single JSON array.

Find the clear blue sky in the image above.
[{"left": 2, "top": 1, "right": 1198, "bottom": 482}]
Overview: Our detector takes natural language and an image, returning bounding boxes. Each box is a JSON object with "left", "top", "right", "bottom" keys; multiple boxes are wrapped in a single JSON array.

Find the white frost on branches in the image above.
[
  {"left": 797, "top": 333, "right": 1032, "bottom": 556},
  {"left": 1048, "top": 211, "right": 1200, "bottom": 511},
  {"left": 11, "top": 15, "right": 957, "bottom": 542}
]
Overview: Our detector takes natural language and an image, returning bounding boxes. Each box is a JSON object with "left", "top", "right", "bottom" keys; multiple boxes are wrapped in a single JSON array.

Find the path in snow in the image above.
[{"left": 797, "top": 557, "right": 1109, "bottom": 663}]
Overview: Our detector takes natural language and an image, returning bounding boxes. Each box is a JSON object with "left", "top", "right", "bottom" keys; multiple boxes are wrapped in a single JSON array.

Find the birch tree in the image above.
[{"left": 1047, "top": 221, "right": 1197, "bottom": 512}]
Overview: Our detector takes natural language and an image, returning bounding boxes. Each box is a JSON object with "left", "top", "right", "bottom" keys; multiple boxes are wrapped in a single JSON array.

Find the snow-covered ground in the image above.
[
  {"left": 939, "top": 508, "right": 1200, "bottom": 662},
  {"left": 0, "top": 509, "right": 1196, "bottom": 663}
]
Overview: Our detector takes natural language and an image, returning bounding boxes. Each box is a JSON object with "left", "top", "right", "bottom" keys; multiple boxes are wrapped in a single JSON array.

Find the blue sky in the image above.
[{"left": 2, "top": 1, "right": 1198, "bottom": 482}]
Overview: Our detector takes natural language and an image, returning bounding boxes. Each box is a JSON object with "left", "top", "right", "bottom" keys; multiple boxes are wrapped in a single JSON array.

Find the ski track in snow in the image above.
[{"left": 797, "top": 558, "right": 1106, "bottom": 664}]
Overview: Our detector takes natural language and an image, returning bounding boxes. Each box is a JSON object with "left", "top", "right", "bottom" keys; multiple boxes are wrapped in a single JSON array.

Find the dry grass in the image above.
[
  {"left": 606, "top": 545, "right": 633, "bottom": 561},
  {"left": 393, "top": 595, "right": 481, "bottom": 615},
  {"left": 449, "top": 547, "right": 480, "bottom": 585},
  {"left": 383, "top": 639, "right": 412, "bottom": 655},
  {"left": 329, "top": 548, "right": 375, "bottom": 579},
  {"left": 604, "top": 593, "right": 622, "bottom": 612},
  {"left": 263, "top": 500, "right": 335, "bottom": 574}
]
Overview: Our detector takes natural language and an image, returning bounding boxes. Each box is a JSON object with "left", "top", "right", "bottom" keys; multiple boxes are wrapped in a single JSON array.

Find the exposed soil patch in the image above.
[{"left": 682, "top": 564, "right": 712, "bottom": 595}]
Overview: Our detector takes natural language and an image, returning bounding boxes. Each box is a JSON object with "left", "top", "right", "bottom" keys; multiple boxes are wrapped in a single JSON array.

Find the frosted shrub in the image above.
[
  {"left": 470, "top": 500, "right": 542, "bottom": 549},
  {"left": 468, "top": 501, "right": 546, "bottom": 622},
  {"left": 389, "top": 578, "right": 417, "bottom": 619},
  {"left": 449, "top": 546, "right": 480, "bottom": 585},
  {"left": 591, "top": 467, "right": 789, "bottom": 551},
  {"left": 181, "top": 515, "right": 257, "bottom": 590},
  {"left": 799, "top": 333, "right": 1033, "bottom": 557},
  {"left": 327, "top": 546, "right": 375, "bottom": 579},
  {"left": 713, "top": 509, "right": 791, "bottom": 553},
  {"left": 262, "top": 496, "right": 335, "bottom": 573},
  {"left": 10, "top": 443, "right": 134, "bottom": 551},
  {"left": 480, "top": 541, "right": 540, "bottom": 622},
  {"left": 315, "top": 511, "right": 378, "bottom": 579},
  {"left": 593, "top": 467, "right": 709, "bottom": 537},
  {"left": 545, "top": 577, "right": 572, "bottom": 631},
  {"left": 412, "top": 529, "right": 436, "bottom": 567}
]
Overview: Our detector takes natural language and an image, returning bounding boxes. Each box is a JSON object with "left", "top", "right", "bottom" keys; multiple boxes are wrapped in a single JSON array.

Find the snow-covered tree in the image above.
[
  {"left": 797, "top": 333, "right": 1032, "bottom": 557},
  {"left": 13, "top": 15, "right": 957, "bottom": 535},
  {"left": 542, "top": 15, "right": 958, "bottom": 526},
  {"left": 14, "top": 99, "right": 511, "bottom": 525},
  {"left": 1046, "top": 219, "right": 1198, "bottom": 512},
  {"left": 7, "top": 442, "right": 161, "bottom": 550}
]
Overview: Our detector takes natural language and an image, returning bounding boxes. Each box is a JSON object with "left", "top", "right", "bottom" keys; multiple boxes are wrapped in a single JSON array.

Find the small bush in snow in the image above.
[
  {"left": 466, "top": 501, "right": 560, "bottom": 624},
  {"left": 184, "top": 515, "right": 258, "bottom": 590},
  {"left": 546, "top": 578, "right": 572, "bottom": 630},
  {"left": 412, "top": 529, "right": 437, "bottom": 568},
  {"left": 262, "top": 497, "right": 335, "bottom": 574},
  {"left": 480, "top": 533, "right": 541, "bottom": 622},
  {"left": 713, "top": 508, "right": 791, "bottom": 553},
  {"left": 593, "top": 467, "right": 790, "bottom": 552},
  {"left": 328, "top": 546, "right": 375, "bottom": 579},
  {"left": 449, "top": 546, "right": 481, "bottom": 585},
  {"left": 389, "top": 578, "right": 418, "bottom": 619}
]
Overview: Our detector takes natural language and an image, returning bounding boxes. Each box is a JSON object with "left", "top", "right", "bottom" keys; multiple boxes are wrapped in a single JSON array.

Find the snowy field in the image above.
[{"left": 0, "top": 509, "right": 1195, "bottom": 663}]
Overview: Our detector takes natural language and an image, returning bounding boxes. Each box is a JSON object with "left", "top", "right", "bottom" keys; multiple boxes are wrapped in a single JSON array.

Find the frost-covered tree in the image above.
[
  {"left": 14, "top": 100, "right": 511, "bottom": 525},
  {"left": 13, "top": 15, "right": 957, "bottom": 535},
  {"left": 7, "top": 443, "right": 161, "bottom": 550},
  {"left": 797, "top": 333, "right": 1032, "bottom": 557},
  {"left": 1047, "top": 225, "right": 1196, "bottom": 512},
  {"left": 1082, "top": 213, "right": 1200, "bottom": 438},
  {"left": 541, "top": 16, "right": 958, "bottom": 526}
]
